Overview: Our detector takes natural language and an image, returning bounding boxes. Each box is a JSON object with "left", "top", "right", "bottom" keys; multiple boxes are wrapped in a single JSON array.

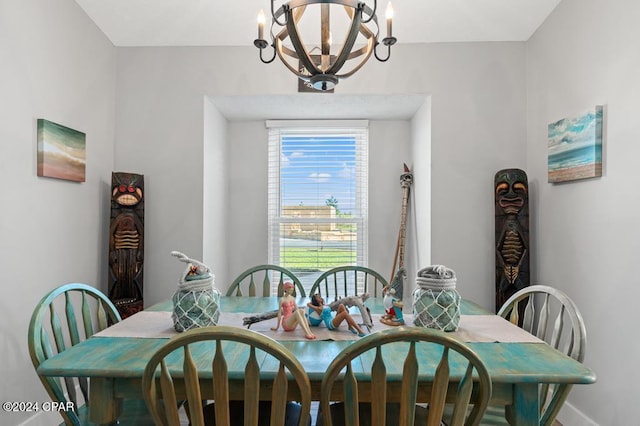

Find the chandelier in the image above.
[{"left": 254, "top": 0, "right": 396, "bottom": 91}]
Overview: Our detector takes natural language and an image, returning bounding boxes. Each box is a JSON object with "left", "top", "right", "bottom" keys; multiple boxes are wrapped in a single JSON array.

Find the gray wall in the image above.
[
  {"left": 203, "top": 98, "right": 229, "bottom": 290},
  {"left": 526, "top": 0, "right": 640, "bottom": 423},
  {"left": 114, "top": 42, "right": 526, "bottom": 309},
  {"left": 0, "top": 0, "right": 117, "bottom": 424}
]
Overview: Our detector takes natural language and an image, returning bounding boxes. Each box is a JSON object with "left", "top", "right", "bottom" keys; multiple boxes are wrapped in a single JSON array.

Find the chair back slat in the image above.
[
  {"left": 227, "top": 265, "right": 305, "bottom": 297},
  {"left": 65, "top": 292, "right": 81, "bottom": 346},
  {"left": 212, "top": 340, "right": 230, "bottom": 425},
  {"left": 248, "top": 274, "right": 256, "bottom": 296},
  {"left": 49, "top": 305, "right": 67, "bottom": 354},
  {"left": 427, "top": 346, "right": 450, "bottom": 425},
  {"left": 142, "top": 326, "right": 312, "bottom": 426},
  {"left": 263, "top": 272, "right": 272, "bottom": 297},
  {"left": 270, "top": 364, "right": 289, "bottom": 425},
  {"left": 522, "top": 296, "right": 535, "bottom": 332},
  {"left": 159, "top": 361, "right": 182, "bottom": 425},
  {"left": 276, "top": 273, "right": 286, "bottom": 297},
  {"left": 320, "top": 327, "right": 491, "bottom": 426},
  {"left": 508, "top": 300, "right": 520, "bottom": 325},
  {"left": 310, "top": 266, "right": 388, "bottom": 301},
  {"left": 549, "top": 305, "right": 565, "bottom": 350},
  {"left": 497, "top": 285, "right": 587, "bottom": 426},
  {"left": 344, "top": 364, "right": 359, "bottom": 426},
  {"left": 450, "top": 364, "right": 474, "bottom": 426},
  {"left": 96, "top": 299, "right": 110, "bottom": 331},
  {"left": 536, "top": 293, "right": 550, "bottom": 340},
  {"left": 371, "top": 347, "right": 387, "bottom": 426},
  {"left": 401, "top": 342, "right": 419, "bottom": 426},
  {"left": 245, "top": 347, "right": 261, "bottom": 426},
  {"left": 39, "top": 330, "right": 54, "bottom": 362}
]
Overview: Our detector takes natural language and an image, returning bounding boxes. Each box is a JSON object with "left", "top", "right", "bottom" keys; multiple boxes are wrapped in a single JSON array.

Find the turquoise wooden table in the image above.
[{"left": 37, "top": 297, "right": 595, "bottom": 425}]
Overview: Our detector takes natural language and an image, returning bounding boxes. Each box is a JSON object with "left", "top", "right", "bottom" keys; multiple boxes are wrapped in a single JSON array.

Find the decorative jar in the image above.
[
  {"left": 412, "top": 265, "right": 461, "bottom": 331},
  {"left": 170, "top": 251, "right": 221, "bottom": 332}
]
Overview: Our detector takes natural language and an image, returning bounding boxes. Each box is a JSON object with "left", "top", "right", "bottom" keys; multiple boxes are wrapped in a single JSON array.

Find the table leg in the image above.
[
  {"left": 510, "top": 383, "right": 540, "bottom": 426},
  {"left": 89, "top": 377, "right": 122, "bottom": 425}
]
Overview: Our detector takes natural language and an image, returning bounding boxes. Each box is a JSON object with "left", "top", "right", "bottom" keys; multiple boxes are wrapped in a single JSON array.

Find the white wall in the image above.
[
  {"left": 203, "top": 98, "right": 228, "bottom": 288},
  {"left": 114, "top": 43, "right": 526, "bottom": 309},
  {"left": 226, "top": 121, "right": 269, "bottom": 278},
  {"left": 0, "top": 0, "right": 117, "bottom": 424},
  {"left": 367, "top": 120, "right": 413, "bottom": 281},
  {"left": 410, "top": 98, "right": 433, "bottom": 278},
  {"left": 526, "top": 0, "right": 640, "bottom": 423}
]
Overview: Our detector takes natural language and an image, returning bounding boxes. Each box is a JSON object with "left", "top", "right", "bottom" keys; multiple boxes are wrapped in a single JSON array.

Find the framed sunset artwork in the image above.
[
  {"left": 548, "top": 106, "right": 603, "bottom": 183},
  {"left": 37, "top": 119, "right": 86, "bottom": 182}
]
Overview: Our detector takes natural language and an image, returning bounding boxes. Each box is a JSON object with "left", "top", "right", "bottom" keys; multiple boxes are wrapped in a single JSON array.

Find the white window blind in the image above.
[{"left": 267, "top": 120, "right": 369, "bottom": 293}]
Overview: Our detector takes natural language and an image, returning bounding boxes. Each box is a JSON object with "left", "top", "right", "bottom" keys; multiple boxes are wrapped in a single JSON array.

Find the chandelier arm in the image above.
[
  {"left": 360, "top": 0, "right": 377, "bottom": 24},
  {"left": 373, "top": 41, "right": 392, "bottom": 62},
  {"left": 271, "top": 0, "right": 287, "bottom": 26},
  {"left": 259, "top": 44, "right": 278, "bottom": 64},
  {"left": 326, "top": 6, "right": 363, "bottom": 75},
  {"left": 273, "top": 5, "right": 303, "bottom": 44}
]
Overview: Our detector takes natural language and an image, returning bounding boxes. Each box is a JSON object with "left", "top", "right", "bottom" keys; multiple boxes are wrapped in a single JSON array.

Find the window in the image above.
[{"left": 267, "top": 120, "right": 369, "bottom": 293}]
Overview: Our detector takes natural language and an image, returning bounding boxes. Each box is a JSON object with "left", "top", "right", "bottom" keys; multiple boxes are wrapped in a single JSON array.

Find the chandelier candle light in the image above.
[{"left": 254, "top": 0, "right": 397, "bottom": 91}]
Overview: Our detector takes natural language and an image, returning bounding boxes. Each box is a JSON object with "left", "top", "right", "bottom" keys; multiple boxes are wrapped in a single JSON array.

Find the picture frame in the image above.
[
  {"left": 37, "top": 118, "right": 86, "bottom": 182},
  {"left": 547, "top": 106, "right": 603, "bottom": 183}
]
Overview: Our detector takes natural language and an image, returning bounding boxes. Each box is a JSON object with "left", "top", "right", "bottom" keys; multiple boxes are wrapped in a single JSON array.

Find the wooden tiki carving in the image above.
[
  {"left": 495, "top": 168, "right": 529, "bottom": 313},
  {"left": 108, "top": 172, "right": 144, "bottom": 318}
]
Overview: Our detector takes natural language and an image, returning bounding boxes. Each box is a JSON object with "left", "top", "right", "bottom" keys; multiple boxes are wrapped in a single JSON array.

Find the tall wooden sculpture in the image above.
[
  {"left": 495, "top": 168, "right": 529, "bottom": 313},
  {"left": 388, "top": 163, "right": 413, "bottom": 301},
  {"left": 108, "top": 172, "right": 144, "bottom": 318}
]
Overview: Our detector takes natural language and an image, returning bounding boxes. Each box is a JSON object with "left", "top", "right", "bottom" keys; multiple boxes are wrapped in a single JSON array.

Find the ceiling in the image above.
[
  {"left": 73, "top": 0, "right": 561, "bottom": 120},
  {"left": 74, "top": 0, "right": 561, "bottom": 47}
]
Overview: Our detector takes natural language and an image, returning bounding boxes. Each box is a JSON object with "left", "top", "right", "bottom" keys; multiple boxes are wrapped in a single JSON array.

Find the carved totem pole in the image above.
[
  {"left": 108, "top": 172, "right": 144, "bottom": 318},
  {"left": 494, "top": 168, "right": 529, "bottom": 313}
]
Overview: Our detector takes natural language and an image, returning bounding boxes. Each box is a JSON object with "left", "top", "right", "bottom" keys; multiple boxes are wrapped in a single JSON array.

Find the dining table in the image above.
[{"left": 37, "top": 296, "right": 596, "bottom": 426}]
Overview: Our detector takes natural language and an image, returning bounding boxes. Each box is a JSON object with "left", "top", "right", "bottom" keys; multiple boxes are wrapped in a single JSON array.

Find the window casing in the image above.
[{"left": 267, "top": 120, "right": 369, "bottom": 294}]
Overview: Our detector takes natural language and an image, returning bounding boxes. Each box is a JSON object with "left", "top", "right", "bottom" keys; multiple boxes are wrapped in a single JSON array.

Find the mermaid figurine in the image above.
[
  {"left": 271, "top": 282, "right": 316, "bottom": 340},
  {"left": 307, "top": 293, "right": 366, "bottom": 337}
]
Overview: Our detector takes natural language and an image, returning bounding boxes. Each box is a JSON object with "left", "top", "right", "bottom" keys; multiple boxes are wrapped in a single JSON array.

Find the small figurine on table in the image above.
[
  {"left": 307, "top": 293, "right": 367, "bottom": 337},
  {"left": 271, "top": 282, "right": 316, "bottom": 340},
  {"left": 380, "top": 288, "right": 405, "bottom": 326}
]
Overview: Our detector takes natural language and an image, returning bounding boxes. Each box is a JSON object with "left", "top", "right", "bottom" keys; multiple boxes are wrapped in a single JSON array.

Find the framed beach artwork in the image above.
[
  {"left": 37, "top": 119, "right": 86, "bottom": 182},
  {"left": 548, "top": 106, "right": 603, "bottom": 183}
]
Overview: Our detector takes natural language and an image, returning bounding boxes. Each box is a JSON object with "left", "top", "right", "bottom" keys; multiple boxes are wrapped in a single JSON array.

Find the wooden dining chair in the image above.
[
  {"left": 309, "top": 265, "right": 388, "bottom": 301},
  {"left": 318, "top": 326, "right": 492, "bottom": 426},
  {"left": 226, "top": 264, "right": 306, "bottom": 297},
  {"left": 28, "top": 283, "right": 153, "bottom": 426},
  {"left": 491, "top": 284, "right": 587, "bottom": 426},
  {"left": 142, "top": 325, "right": 313, "bottom": 426}
]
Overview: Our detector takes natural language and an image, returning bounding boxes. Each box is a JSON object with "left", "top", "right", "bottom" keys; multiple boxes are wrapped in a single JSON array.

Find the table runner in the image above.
[{"left": 94, "top": 311, "right": 542, "bottom": 343}]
